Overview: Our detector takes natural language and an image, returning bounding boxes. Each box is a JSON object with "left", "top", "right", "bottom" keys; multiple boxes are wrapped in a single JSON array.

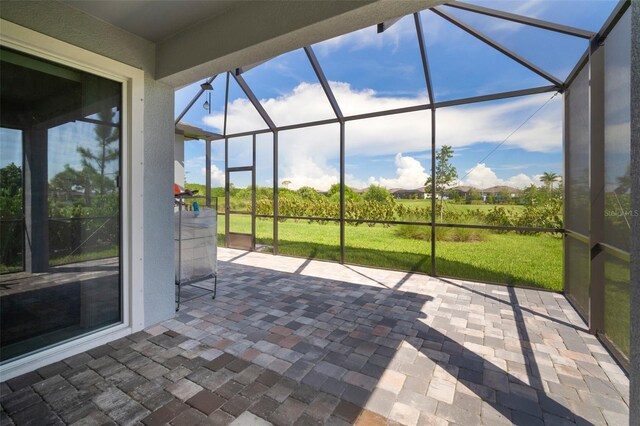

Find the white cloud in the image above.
[
  {"left": 330, "top": 82, "right": 428, "bottom": 116},
  {"left": 206, "top": 82, "right": 561, "bottom": 154},
  {"left": 203, "top": 164, "right": 225, "bottom": 186},
  {"left": 224, "top": 97, "right": 269, "bottom": 134},
  {"left": 262, "top": 82, "right": 336, "bottom": 125},
  {"left": 285, "top": 153, "right": 429, "bottom": 191},
  {"left": 375, "top": 153, "right": 429, "bottom": 189},
  {"left": 460, "top": 163, "right": 536, "bottom": 189},
  {"left": 436, "top": 94, "right": 562, "bottom": 152},
  {"left": 279, "top": 154, "right": 339, "bottom": 191},
  {"left": 202, "top": 81, "right": 561, "bottom": 191},
  {"left": 185, "top": 156, "right": 225, "bottom": 186}
]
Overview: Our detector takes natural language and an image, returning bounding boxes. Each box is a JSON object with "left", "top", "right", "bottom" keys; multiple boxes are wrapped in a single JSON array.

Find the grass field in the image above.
[{"left": 218, "top": 214, "right": 563, "bottom": 291}]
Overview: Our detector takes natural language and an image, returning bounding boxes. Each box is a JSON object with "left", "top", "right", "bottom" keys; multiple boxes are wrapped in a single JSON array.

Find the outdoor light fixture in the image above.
[
  {"left": 201, "top": 81, "right": 213, "bottom": 113},
  {"left": 203, "top": 91, "right": 211, "bottom": 114}
]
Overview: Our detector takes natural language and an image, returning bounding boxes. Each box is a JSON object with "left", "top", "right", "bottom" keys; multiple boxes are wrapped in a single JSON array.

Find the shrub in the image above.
[
  {"left": 328, "top": 183, "right": 361, "bottom": 202},
  {"left": 363, "top": 185, "right": 394, "bottom": 203},
  {"left": 394, "top": 224, "right": 489, "bottom": 242},
  {"left": 297, "top": 186, "right": 323, "bottom": 201}
]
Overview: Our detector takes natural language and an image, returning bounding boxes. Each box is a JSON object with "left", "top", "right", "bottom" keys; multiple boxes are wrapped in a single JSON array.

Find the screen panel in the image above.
[
  {"left": 278, "top": 124, "right": 340, "bottom": 219},
  {"left": 346, "top": 111, "right": 431, "bottom": 223},
  {"left": 565, "top": 235, "right": 590, "bottom": 317},
  {"left": 565, "top": 65, "right": 590, "bottom": 235},
  {"left": 603, "top": 252, "right": 630, "bottom": 357},
  {"left": 603, "top": 10, "right": 631, "bottom": 253}
]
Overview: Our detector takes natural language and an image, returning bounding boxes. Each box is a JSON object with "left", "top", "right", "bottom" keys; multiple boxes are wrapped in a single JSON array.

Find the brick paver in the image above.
[{"left": 0, "top": 248, "right": 629, "bottom": 425}]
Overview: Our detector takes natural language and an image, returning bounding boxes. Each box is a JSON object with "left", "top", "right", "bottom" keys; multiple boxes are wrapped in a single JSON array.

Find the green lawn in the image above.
[
  {"left": 1, "top": 246, "right": 119, "bottom": 273},
  {"left": 218, "top": 214, "right": 563, "bottom": 291},
  {"left": 49, "top": 246, "right": 119, "bottom": 267}
]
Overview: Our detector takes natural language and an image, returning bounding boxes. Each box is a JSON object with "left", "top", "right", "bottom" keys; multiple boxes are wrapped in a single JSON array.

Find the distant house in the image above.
[
  {"left": 448, "top": 186, "right": 474, "bottom": 197},
  {"left": 447, "top": 185, "right": 520, "bottom": 202},
  {"left": 481, "top": 185, "right": 521, "bottom": 201},
  {"left": 389, "top": 187, "right": 427, "bottom": 199}
]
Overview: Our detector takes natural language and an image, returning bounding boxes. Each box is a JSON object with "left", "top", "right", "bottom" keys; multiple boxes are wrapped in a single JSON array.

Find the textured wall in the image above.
[
  {"left": 143, "top": 77, "right": 175, "bottom": 326},
  {"left": 630, "top": 0, "right": 639, "bottom": 422},
  {"left": 1, "top": 2, "right": 176, "bottom": 327}
]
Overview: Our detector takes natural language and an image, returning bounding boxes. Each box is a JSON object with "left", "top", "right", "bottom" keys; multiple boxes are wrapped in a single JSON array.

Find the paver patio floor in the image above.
[{"left": 0, "top": 248, "right": 630, "bottom": 425}]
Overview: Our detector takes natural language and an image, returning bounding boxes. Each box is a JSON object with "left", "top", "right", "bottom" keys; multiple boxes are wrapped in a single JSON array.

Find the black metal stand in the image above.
[{"left": 175, "top": 273, "right": 217, "bottom": 312}]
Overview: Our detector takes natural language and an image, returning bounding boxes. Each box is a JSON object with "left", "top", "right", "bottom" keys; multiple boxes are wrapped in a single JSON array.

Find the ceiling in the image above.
[{"left": 63, "top": 0, "right": 245, "bottom": 43}]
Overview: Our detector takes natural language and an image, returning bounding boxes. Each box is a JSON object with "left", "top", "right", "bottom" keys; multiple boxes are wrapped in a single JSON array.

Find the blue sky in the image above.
[{"left": 176, "top": 0, "right": 617, "bottom": 190}]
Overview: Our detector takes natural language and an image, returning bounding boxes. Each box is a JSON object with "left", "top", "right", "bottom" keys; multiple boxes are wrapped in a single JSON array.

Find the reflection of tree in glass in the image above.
[
  {"left": 49, "top": 165, "right": 92, "bottom": 205},
  {"left": 76, "top": 109, "right": 119, "bottom": 202},
  {"left": 0, "top": 162, "right": 22, "bottom": 219},
  {"left": 49, "top": 109, "right": 119, "bottom": 213}
]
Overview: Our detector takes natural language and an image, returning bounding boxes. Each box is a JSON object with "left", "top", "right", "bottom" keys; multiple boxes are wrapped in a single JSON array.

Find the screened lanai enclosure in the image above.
[{"left": 173, "top": 1, "right": 632, "bottom": 369}]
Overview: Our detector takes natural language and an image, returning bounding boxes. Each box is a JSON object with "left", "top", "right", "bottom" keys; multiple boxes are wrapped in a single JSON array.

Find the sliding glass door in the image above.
[{"left": 0, "top": 47, "right": 122, "bottom": 362}]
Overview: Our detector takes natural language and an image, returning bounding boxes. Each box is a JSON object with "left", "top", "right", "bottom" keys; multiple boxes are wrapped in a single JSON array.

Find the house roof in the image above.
[
  {"left": 176, "top": 122, "right": 223, "bottom": 141},
  {"left": 482, "top": 185, "right": 521, "bottom": 194},
  {"left": 389, "top": 187, "right": 425, "bottom": 194},
  {"left": 451, "top": 186, "right": 474, "bottom": 193}
]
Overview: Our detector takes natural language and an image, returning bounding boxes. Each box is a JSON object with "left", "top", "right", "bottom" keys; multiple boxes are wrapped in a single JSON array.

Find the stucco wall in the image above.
[
  {"left": 630, "top": 0, "right": 639, "bottom": 422},
  {"left": 143, "top": 77, "right": 175, "bottom": 326},
  {"left": 1, "top": 1, "right": 176, "bottom": 328}
]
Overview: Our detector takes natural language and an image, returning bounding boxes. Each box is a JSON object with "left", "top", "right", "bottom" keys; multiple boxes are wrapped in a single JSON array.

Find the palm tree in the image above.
[{"left": 540, "top": 172, "right": 560, "bottom": 191}]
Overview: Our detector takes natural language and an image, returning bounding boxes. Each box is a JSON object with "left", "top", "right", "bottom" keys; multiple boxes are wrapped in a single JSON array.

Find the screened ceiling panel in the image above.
[
  {"left": 177, "top": 75, "right": 226, "bottom": 134},
  {"left": 461, "top": 0, "right": 618, "bottom": 32},
  {"left": 241, "top": 49, "right": 336, "bottom": 126},
  {"left": 312, "top": 15, "right": 429, "bottom": 116},
  {"left": 226, "top": 74, "right": 270, "bottom": 135},
  {"left": 445, "top": 8, "right": 588, "bottom": 82},
  {"left": 421, "top": 11, "right": 550, "bottom": 102}
]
